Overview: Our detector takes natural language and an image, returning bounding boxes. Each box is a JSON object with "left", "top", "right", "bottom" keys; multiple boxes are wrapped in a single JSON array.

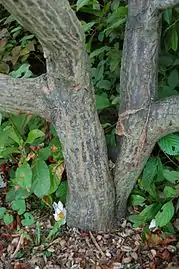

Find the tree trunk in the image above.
[
  {"left": 114, "top": 0, "right": 179, "bottom": 220},
  {"left": 1, "top": 0, "right": 179, "bottom": 231}
]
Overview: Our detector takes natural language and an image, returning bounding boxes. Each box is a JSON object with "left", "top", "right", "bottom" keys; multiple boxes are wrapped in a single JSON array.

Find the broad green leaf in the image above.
[
  {"left": 155, "top": 201, "right": 174, "bottom": 227},
  {"left": 167, "top": 69, "right": 179, "bottom": 90},
  {"left": 9, "top": 114, "right": 30, "bottom": 136},
  {"left": 21, "top": 212, "right": 34, "bottom": 226},
  {"left": 163, "top": 169, "right": 179, "bottom": 184},
  {"left": 96, "top": 93, "right": 110, "bottom": 109},
  {"left": 15, "top": 162, "right": 32, "bottom": 191},
  {"left": 159, "top": 56, "right": 173, "bottom": 67},
  {"left": 25, "top": 129, "right": 45, "bottom": 144},
  {"left": 128, "top": 214, "right": 145, "bottom": 227},
  {"left": 76, "top": 0, "right": 90, "bottom": 11},
  {"left": 0, "top": 207, "right": 6, "bottom": 219},
  {"left": 12, "top": 199, "right": 26, "bottom": 215},
  {"left": 163, "top": 9, "right": 172, "bottom": 24},
  {"left": 147, "top": 183, "right": 158, "bottom": 199},
  {"left": 3, "top": 213, "right": 13, "bottom": 225},
  {"left": 8, "top": 126, "right": 22, "bottom": 146},
  {"left": 56, "top": 181, "right": 68, "bottom": 203},
  {"left": 139, "top": 203, "right": 162, "bottom": 221},
  {"left": 163, "top": 186, "right": 176, "bottom": 198},
  {"left": 48, "top": 169, "right": 61, "bottom": 195},
  {"left": 142, "top": 157, "right": 158, "bottom": 190},
  {"left": 32, "top": 158, "right": 50, "bottom": 198},
  {"left": 96, "top": 79, "right": 111, "bottom": 90},
  {"left": 38, "top": 147, "right": 51, "bottom": 160},
  {"left": 158, "top": 134, "right": 179, "bottom": 156},
  {"left": 14, "top": 188, "right": 31, "bottom": 200},
  {"left": 130, "top": 194, "right": 145, "bottom": 206},
  {"left": 171, "top": 27, "right": 178, "bottom": 51},
  {"left": 156, "top": 158, "right": 165, "bottom": 182}
]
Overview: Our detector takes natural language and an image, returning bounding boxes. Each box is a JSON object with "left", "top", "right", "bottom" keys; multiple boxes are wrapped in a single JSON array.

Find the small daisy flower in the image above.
[{"left": 52, "top": 201, "right": 66, "bottom": 225}]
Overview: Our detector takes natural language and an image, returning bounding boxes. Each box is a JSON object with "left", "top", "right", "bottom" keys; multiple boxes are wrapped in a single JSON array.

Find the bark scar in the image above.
[
  {"left": 134, "top": 102, "right": 151, "bottom": 167},
  {"left": 116, "top": 107, "right": 144, "bottom": 137}
]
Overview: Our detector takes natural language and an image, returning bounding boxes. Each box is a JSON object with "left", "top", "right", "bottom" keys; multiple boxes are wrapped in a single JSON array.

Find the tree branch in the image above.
[
  {"left": 148, "top": 96, "right": 179, "bottom": 142},
  {"left": 1, "top": 0, "right": 87, "bottom": 85},
  {"left": 0, "top": 74, "right": 48, "bottom": 118},
  {"left": 154, "top": 0, "right": 179, "bottom": 10}
]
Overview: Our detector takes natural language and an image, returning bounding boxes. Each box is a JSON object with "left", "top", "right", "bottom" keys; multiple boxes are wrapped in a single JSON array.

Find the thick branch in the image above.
[
  {"left": 0, "top": 74, "right": 48, "bottom": 118},
  {"left": 1, "top": 0, "right": 86, "bottom": 84},
  {"left": 119, "top": 0, "right": 160, "bottom": 113},
  {"left": 148, "top": 96, "right": 179, "bottom": 141},
  {"left": 154, "top": 0, "right": 179, "bottom": 10}
]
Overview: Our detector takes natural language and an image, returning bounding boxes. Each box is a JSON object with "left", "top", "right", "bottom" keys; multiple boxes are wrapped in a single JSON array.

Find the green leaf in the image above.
[
  {"left": 163, "top": 9, "right": 172, "bottom": 24},
  {"left": 9, "top": 114, "right": 30, "bottom": 136},
  {"left": 96, "top": 79, "right": 111, "bottom": 90},
  {"left": 158, "top": 134, "right": 179, "bottom": 156},
  {"left": 48, "top": 172, "right": 61, "bottom": 195},
  {"left": 15, "top": 162, "right": 32, "bottom": 191},
  {"left": 38, "top": 147, "right": 51, "bottom": 160},
  {"left": 90, "top": 46, "right": 109, "bottom": 58},
  {"left": 3, "top": 213, "right": 13, "bottom": 225},
  {"left": 56, "top": 181, "right": 68, "bottom": 203},
  {"left": 47, "top": 219, "right": 64, "bottom": 240},
  {"left": 8, "top": 126, "right": 22, "bottom": 146},
  {"left": 155, "top": 201, "right": 174, "bottom": 227},
  {"left": 83, "top": 21, "right": 96, "bottom": 32},
  {"left": 171, "top": 27, "right": 178, "bottom": 51},
  {"left": 0, "top": 113, "right": 2, "bottom": 126},
  {"left": 21, "top": 212, "right": 34, "bottom": 226},
  {"left": 25, "top": 129, "right": 45, "bottom": 144},
  {"left": 139, "top": 203, "right": 162, "bottom": 221},
  {"left": 167, "top": 69, "right": 179, "bottom": 90},
  {"left": 0, "top": 207, "right": 6, "bottom": 219},
  {"left": 12, "top": 199, "right": 26, "bottom": 215},
  {"left": 163, "top": 186, "right": 176, "bottom": 198},
  {"left": 32, "top": 158, "right": 50, "bottom": 198},
  {"left": 163, "top": 169, "right": 179, "bottom": 184},
  {"left": 9, "top": 63, "right": 33, "bottom": 78},
  {"left": 142, "top": 157, "right": 158, "bottom": 190},
  {"left": 35, "top": 221, "right": 41, "bottom": 245},
  {"left": 159, "top": 55, "right": 174, "bottom": 67},
  {"left": 76, "top": 0, "right": 90, "bottom": 11},
  {"left": 128, "top": 214, "right": 145, "bottom": 228},
  {"left": 130, "top": 194, "right": 145, "bottom": 206},
  {"left": 96, "top": 93, "right": 110, "bottom": 109}
]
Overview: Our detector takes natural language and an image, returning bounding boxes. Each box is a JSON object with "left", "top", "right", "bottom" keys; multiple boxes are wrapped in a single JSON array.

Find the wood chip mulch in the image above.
[{"left": 0, "top": 220, "right": 179, "bottom": 269}]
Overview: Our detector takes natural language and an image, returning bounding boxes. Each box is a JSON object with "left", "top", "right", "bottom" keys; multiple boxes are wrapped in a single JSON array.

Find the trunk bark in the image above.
[{"left": 53, "top": 83, "right": 115, "bottom": 231}]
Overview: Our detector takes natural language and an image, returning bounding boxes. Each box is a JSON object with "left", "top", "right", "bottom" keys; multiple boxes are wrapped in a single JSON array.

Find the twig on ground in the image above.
[{"left": 89, "top": 231, "right": 105, "bottom": 257}]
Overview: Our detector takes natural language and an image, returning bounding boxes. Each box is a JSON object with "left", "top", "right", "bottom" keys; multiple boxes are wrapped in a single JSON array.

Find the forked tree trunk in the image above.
[{"left": 1, "top": 0, "right": 179, "bottom": 231}]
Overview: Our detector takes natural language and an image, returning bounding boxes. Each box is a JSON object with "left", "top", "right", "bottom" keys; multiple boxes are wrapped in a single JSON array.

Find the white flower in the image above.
[
  {"left": 52, "top": 201, "right": 66, "bottom": 225},
  {"left": 149, "top": 219, "right": 157, "bottom": 231}
]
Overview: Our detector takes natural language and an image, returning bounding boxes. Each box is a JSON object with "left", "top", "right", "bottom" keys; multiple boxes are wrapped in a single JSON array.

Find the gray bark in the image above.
[
  {"left": 0, "top": 74, "right": 48, "bottom": 117},
  {"left": 0, "top": 0, "right": 179, "bottom": 231}
]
